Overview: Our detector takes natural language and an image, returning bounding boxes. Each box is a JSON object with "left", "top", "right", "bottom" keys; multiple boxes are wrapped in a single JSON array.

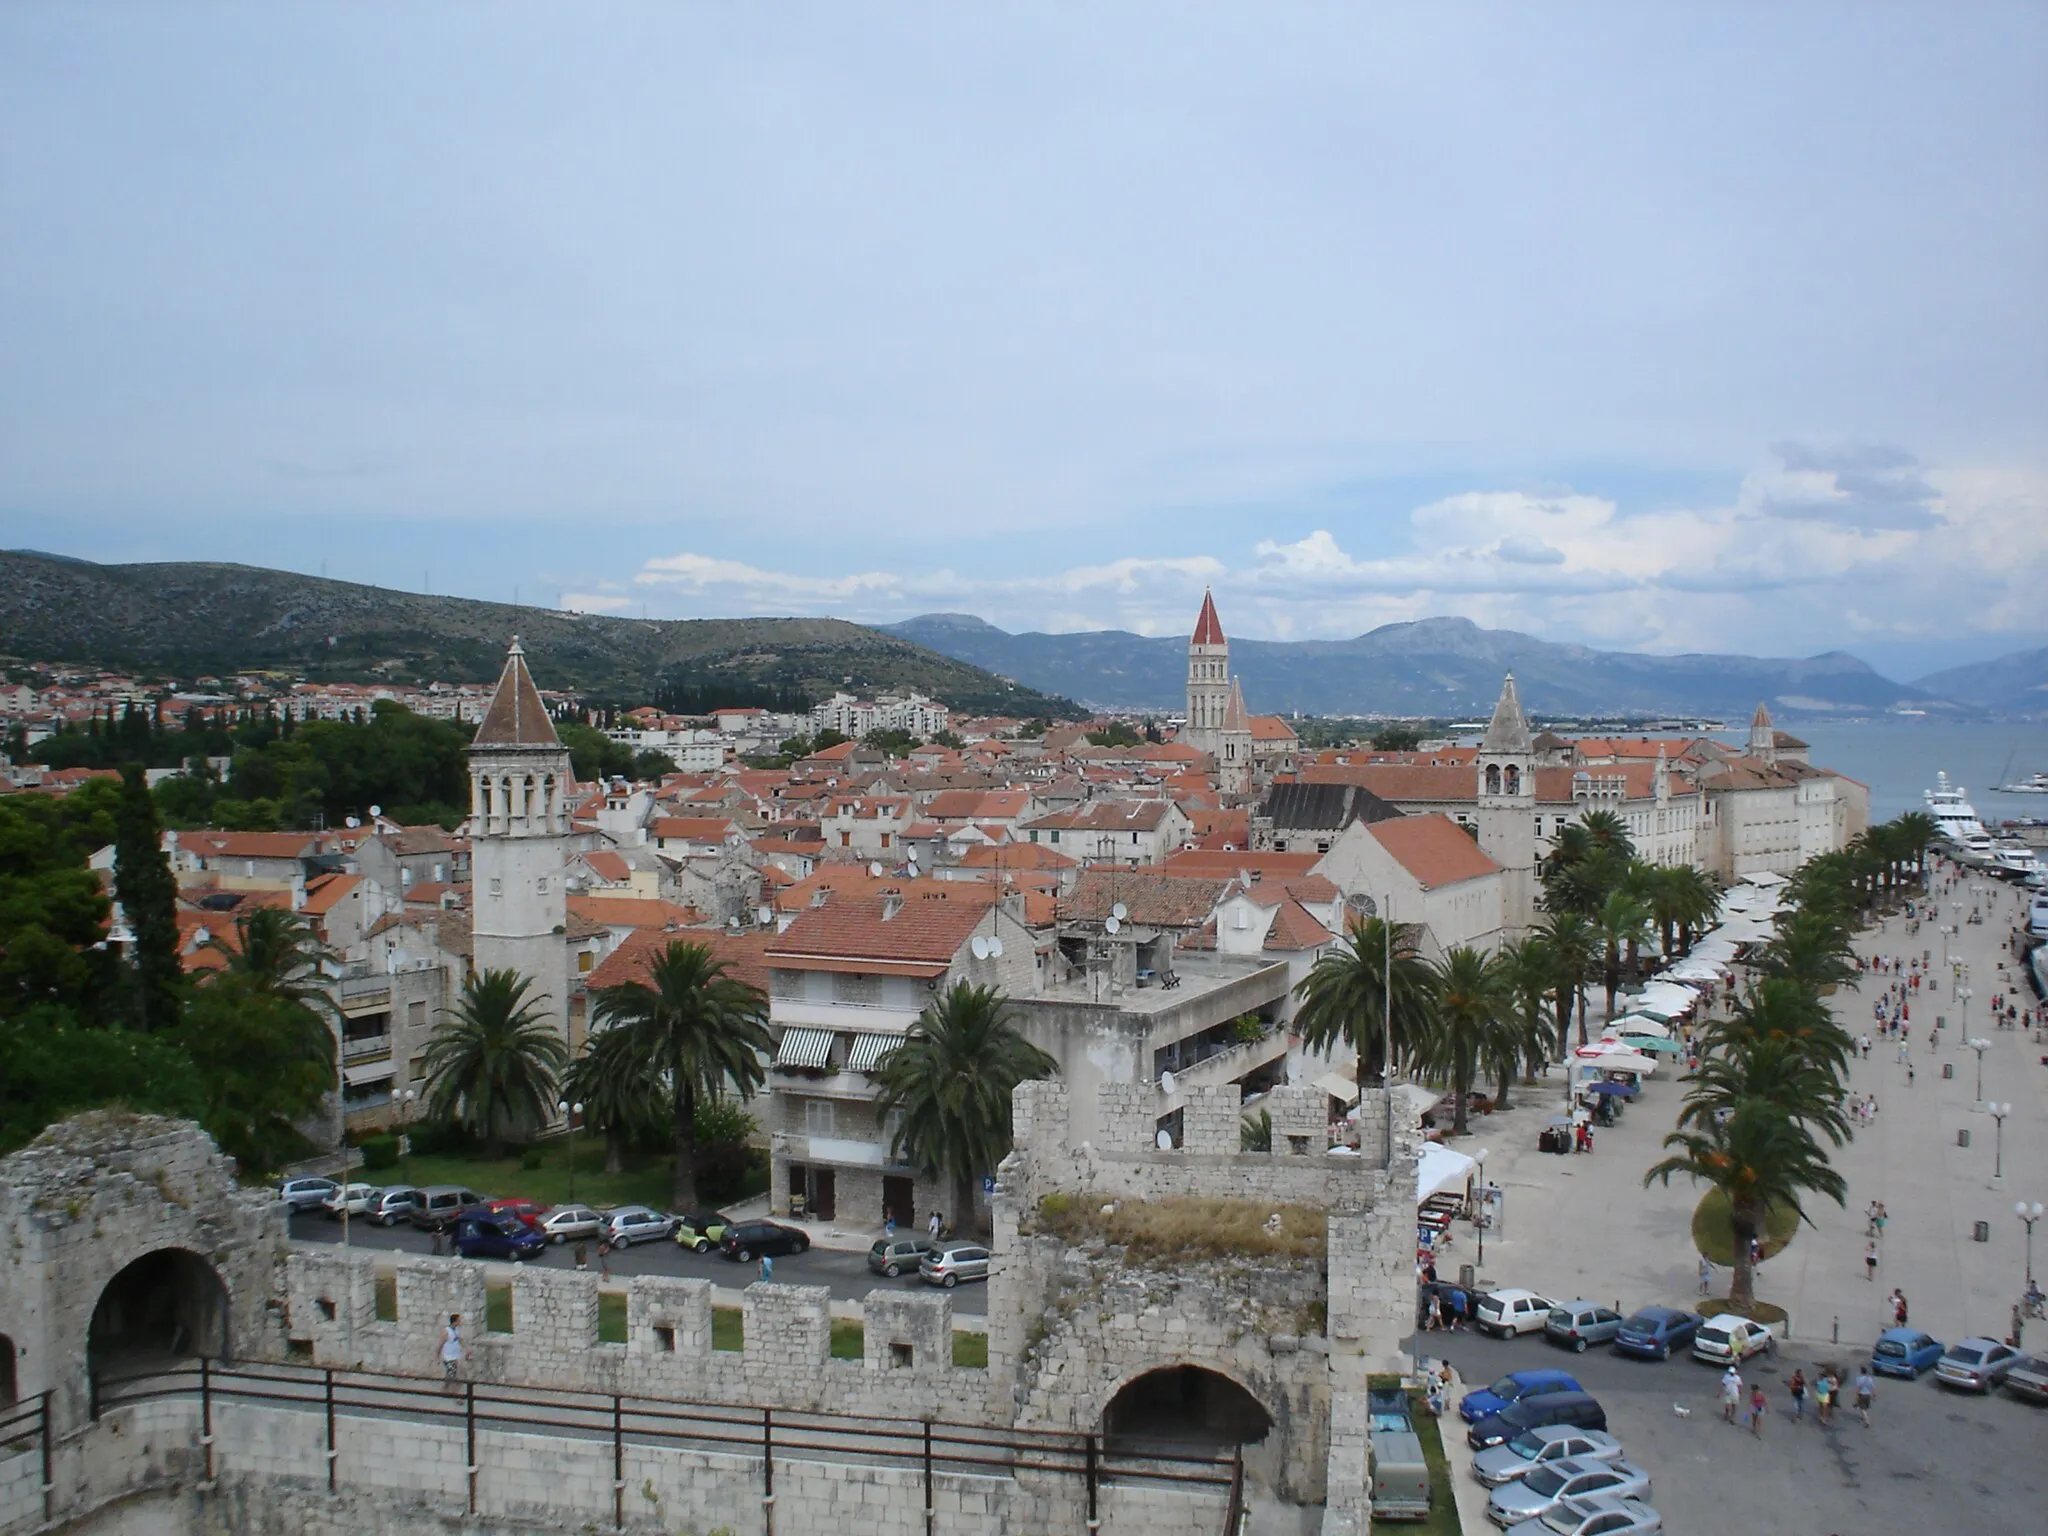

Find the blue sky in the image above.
[{"left": 2, "top": 4, "right": 2044, "bottom": 679}]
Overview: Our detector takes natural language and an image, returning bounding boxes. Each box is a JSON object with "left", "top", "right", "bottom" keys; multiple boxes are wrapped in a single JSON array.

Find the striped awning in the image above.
[
  {"left": 775, "top": 1028, "right": 836, "bottom": 1069},
  {"left": 341, "top": 1061, "right": 395, "bottom": 1087},
  {"left": 847, "top": 1033, "right": 900, "bottom": 1074}
]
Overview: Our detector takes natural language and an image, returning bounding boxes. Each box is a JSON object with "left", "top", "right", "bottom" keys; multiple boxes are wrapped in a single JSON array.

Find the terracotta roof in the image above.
[
  {"left": 1366, "top": 815, "right": 1501, "bottom": 889},
  {"left": 181, "top": 831, "right": 322, "bottom": 861},
  {"left": 1024, "top": 800, "right": 1178, "bottom": 833},
  {"left": 649, "top": 816, "right": 743, "bottom": 843},
  {"left": 586, "top": 927, "right": 773, "bottom": 994},
  {"left": 775, "top": 869, "right": 994, "bottom": 914},
  {"left": 1191, "top": 589, "right": 1225, "bottom": 646},
  {"left": 1248, "top": 715, "right": 1298, "bottom": 743},
  {"left": 566, "top": 895, "right": 709, "bottom": 932},
  {"left": 579, "top": 850, "right": 633, "bottom": 883},
  {"left": 1163, "top": 849, "right": 1322, "bottom": 880},
  {"left": 923, "top": 789, "right": 1031, "bottom": 822},
  {"left": 300, "top": 873, "right": 360, "bottom": 916},
  {"left": 1064, "top": 869, "right": 1229, "bottom": 928},
  {"left": 955, "top": 841, "right": 1076, "bottom": 871},
  {"left": 1264, "top": 897, "right": 1334, "bottom": 951},
  {"left": 472, "top": 639, "right": 560, "bottom": 748},
  {"left": 766, "top": 895, "right": 995, "bottom": 975}
]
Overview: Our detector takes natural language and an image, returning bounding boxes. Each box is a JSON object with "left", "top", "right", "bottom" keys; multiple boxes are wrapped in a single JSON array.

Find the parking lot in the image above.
[{"left": 287, "top": 1207, "right": 989, "bottom": 1316}]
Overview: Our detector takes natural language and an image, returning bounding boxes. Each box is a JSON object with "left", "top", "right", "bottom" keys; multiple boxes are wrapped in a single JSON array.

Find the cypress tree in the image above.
[{"left": 115, "top": 764, "right": 184, "bottom": 1031}]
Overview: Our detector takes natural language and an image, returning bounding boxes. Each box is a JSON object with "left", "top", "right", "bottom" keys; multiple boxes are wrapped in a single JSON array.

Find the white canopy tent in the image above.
[
  {"left": 1574, "top": 1041, "right": 1659, "bottom": 1075},
  {"left": 1605, "top": 1014, "right": 1671, "bottom": 1037},
  {"left": 1416, "top": 1143, "right": 1478, "bottom": 1204}
]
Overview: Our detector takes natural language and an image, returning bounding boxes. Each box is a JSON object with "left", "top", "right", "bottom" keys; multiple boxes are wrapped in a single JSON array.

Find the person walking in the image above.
[
  {"left": 1747, "top": 1383, "right": 1768, "bottom": 1438},
  {"left": 758, "top": 1252, "right": 774, "bottom": 1283},
  {"left": 883, "top": 1206, "right": 895, "bottom": 1240},
  {"left": 1788, "top": 1369, "right": 1807, "bottom": 1422},
  {"left": 573, "top": 1240, "right": 588, "bottom": 1272},
  {"left": 440, "top": 1313, "right": 465, "bottom": 1385},
  {"left": 1815, "top": 1369, "right": 1835, "bottom": 1427},
  {"left": 928, "top": 1209, "right": 942, "bottom": 1242},
  {"left": 1854, "top": 1366, "right": 1876, "bottom": 1427},
  {"left": 1864, "top": 1241, "right": 1879, "bottom": 1282},
  {"left": 1699, "top": 1255, "right": 1714, "bottom": 1297},
  {"left": 1720, "top": 1364, "right": 1743, "bottom": 1423}
]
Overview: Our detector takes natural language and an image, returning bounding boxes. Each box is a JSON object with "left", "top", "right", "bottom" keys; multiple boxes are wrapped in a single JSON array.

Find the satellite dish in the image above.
[
  {"left": 1105, "top": 915, "right": 1122, "bottom": 935},
  {"left": 869, "top": 862, "right": 884, "bottom": 877},
  {"left": 369, "top": 804, "right": 382, "bottom": 818},
  {"left": 1156, "top": 1129, "right": 1175, "bottom": 1150},
  {"left": 1111, "top": 902, "right": 1129, "bottom": 921},
  {"left": 970, "top": 936, "right": 990, "bottom": 960},
  {"left": 1160, "top": 1069, "right": 1176, "bottom": 1094},
  {"left": 987, "top": 936, "right": 1004, "bottom": 958}
]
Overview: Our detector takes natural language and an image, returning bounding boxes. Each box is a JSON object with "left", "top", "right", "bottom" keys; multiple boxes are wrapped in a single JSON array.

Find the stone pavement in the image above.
[{"left": 1437, "top": 862, "right": 2047, "bottom": 1352}]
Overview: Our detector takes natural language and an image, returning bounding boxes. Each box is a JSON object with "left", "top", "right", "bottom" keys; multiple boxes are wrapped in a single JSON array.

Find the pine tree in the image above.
[{"left": 114, "top": 765, "right": 184, "bottom": 1032}]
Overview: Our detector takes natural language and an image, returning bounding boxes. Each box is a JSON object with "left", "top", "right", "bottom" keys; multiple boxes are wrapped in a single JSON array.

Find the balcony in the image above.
[
  {"left": 1159, "top": 1026, "right": 1289, "bottom": 1098},
  {"left": 342, "top": 1033, "right": 392, "bottom": 1062},
  {"left": 339, "top": 973, "right": 391, "bottom": 1006}
]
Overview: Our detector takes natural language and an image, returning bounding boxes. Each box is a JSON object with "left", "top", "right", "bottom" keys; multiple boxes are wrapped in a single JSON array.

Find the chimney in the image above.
[{"left": 882, "top": 890, "right": 904, "bottom": 921}]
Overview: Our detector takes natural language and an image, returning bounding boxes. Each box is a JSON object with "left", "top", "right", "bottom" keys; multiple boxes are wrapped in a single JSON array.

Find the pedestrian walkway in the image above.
[{"left": 1442, "top": 862, "right": 2046, "bottom": 1352}]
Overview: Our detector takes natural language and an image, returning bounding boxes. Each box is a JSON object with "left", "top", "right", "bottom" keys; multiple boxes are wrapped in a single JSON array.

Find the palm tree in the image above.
[
  {"left": 1417, "top": 947, "right": 1508, "bottom": 1137},
  {"left": 421, "top": 970, "right": 567, "bottom": 1156},
  {"left": 564, "top": 1023, "right": 668, "bottom": 1175},
  {"left": 1702, "top": 978, "right": 1854, "bottom": 1078},
  {"left": 203, "top": 905, "right": 337, "bottom": 1007},
  {"left": 1578, "top": 809, "right": 1637, "bottom": 864},
  {"left": 590, "top": 940, "right": 773, "bottom": 1210},
  {"left": 1645, "top": 1095, "right": 1848, "bottom": 1309},
  {"left": 1493, "top": 936, "right": 1557, "bottom": 1110},
  {"left": 1890, "top": 811, "right": 1938, "bottom": 884},
  {"left": 1757, "top": 909, "right": 1859, "bottom": 993},
  {"left": 1683, "top": 1035, "right": 1854, "bottom": 1147},
  {"left": 870, "top": 982, "right": 1055, "bottom": 1236},
  {"left": 1595, "top": 889, "right": 1653, "bottom": 1021},
  {"left": 1535, "top": 911, "right": 1597, "bottom": 1054},
  {"left": 1293, "top": 916, "right": 1438, "bottom": 1099},
  {"left": 1666, "top": 866, "right": 1721, "bottom": 951}
]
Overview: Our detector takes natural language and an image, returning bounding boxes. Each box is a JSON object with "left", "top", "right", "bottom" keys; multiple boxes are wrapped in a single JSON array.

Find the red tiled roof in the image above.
[
  {"left": 585, "top": 927, "right": 773, "bottom": 995},
  {"left": 1367, "top": 815, "right": 1501, "bottom": 889},
  {"left": 1263, "top": 897, "right": 1334, "bottom": 951},
  {"left": 566, "top": 895, "right": 709, "bottom": 932},
  {"left": 766, "top": 895, "right": 995, "bottom": 975},
  {"left": 1064, "top": 869, "right": 1229, "bottom": 928},
  {"left": 1192, "top": 589, "right": 1225, "bottom": 645},
  {"left": 1163, "top": 849, "right": 1320, "bottom": 880}
]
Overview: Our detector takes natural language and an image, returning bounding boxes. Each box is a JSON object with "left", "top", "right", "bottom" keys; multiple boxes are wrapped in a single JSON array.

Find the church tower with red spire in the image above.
[{"left": 1184, "top": 589, "right": 1230, "bottom": 755}]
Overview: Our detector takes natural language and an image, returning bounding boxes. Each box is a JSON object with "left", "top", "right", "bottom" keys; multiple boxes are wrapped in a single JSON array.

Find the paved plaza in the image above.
[{"left": 1415, "top": 860, "right": 2047, "bottom": 1535}]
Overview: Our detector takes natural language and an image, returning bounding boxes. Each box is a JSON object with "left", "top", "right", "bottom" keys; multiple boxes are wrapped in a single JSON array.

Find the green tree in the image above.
[
  {"left": 1369, "top": 722, "right": 1424, "bottom": 751},
  {"left": 0, "top": 1004, "right": 207, "bottom": 1152},
  {"left": 863, "top": 727, "right": 918, "bottom": 757},
  {"left": 1595, "top": 888, "right": 1653, "bottom": 1021},
  {"left": 114, "top": 765, "right": 184, "bottom": 1032},
  {"left": 1534, "top": 911, "right": 1598, "bottom": 1054},
  {"left": 1492, "top": 936, "right": 1557, "bottom": 1110},
  {"left": 871, "top": 982, "right": 1056, "bottom": 1237},
  {"left": 563, "top": 1023, "right": 668, "bottom": 1175},
  {"left": 1756, "top": 908, "right": 1859, "bottom": 992},
  {"left": 1084, "top": 721, "right": 1143, "bottom": 748},
  {"left": 589, "top": 941, "right": 773, "bottom": 1209},
  {"left": 203, "top": 905, "right": 337, "bottom": 1009},
  {"left": 421, "top": 971, "right": 566, "bottom": 1155},
  {"left": 557, "top": 722, "right": 636, "bottom": 783},
  {"left": 1416, "top": 947, "right": 1508, "bottom": 1137},
  {"left": 177, "top": 976, "right": 338, "bottom": 1177},
  {"left": 1292, "top": 916, "right": 1438, "bottom": 1100}
]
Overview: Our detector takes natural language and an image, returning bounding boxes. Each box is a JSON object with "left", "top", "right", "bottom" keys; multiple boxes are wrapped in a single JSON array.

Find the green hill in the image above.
[{"left": 0, "top": 552, "right": 1079, "bottom": 717}]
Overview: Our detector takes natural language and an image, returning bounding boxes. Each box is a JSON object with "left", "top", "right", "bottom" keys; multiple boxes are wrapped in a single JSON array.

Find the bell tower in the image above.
[
  {"left": 468, "top": 638, "right": 574, "bottom": 1044},
  {"left": 1185, "top": 589, "right": 1229, "bottom": 755},
  {"left": 1476, "top": 671, "right": 1538, "bottom": 933},
  {"left": 1747, "top": 700, "right": 1778, "bottom": 767}
]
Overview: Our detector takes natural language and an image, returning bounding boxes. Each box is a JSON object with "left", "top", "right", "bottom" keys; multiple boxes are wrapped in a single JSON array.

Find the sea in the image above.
[{"left": 1720, "top": 719, "right": 2048, "bottom": 826}]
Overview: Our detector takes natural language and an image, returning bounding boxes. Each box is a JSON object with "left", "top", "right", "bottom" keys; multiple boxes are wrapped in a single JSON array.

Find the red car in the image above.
[{"left": 485, "top": 1198, "right": 546, "bottom": 1231}]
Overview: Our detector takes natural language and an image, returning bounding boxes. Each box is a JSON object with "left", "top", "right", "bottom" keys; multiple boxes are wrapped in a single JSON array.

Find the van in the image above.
[
  {"left": 1367, "top": 1429, "right": 1431, "bottom": 1521},
  {"left": 1466, "top": 1390, "right": 1607, "bottom": 1451},
  {"left": 410, "top": 1185, "right": 484, "bottom": 1232}
]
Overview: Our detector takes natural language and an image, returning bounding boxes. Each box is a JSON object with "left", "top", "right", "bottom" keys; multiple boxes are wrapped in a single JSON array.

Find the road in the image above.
[
  {"left": 287, "top": 1209, "right": 988, "bottom": 1318},
  {"left": 1413, "top": 1326, "right": 2042, "bottom": 1536}
]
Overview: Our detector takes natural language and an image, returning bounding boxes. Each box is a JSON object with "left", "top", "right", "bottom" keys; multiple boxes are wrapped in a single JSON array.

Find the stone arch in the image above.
[
  {"left": 1484, "top": 764, "right": 1502, "bottom": 795},
  {"left": 1099, "top": 1361, "right": 1274, "bottom": 1451},
  {"left": 87, "top": 1248, "right": 230, "bottom": 1378}
]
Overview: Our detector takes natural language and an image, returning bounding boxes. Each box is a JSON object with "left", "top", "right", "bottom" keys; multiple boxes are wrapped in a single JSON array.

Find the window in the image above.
[
  {"left": 536, "top": 877, "right": 548, "bottom": 893},
  {"left": 579, "top": 951, "right": 594, "bottom": 973},
  {"left": 488, "top": 878, "right": 503, "bottom": 897},
  {"left": 407, "top": 1001, "right": 426, "bottom": 1028},
  {"left": 804, "top": 1099, "right": 836, "bottom": 1137}
]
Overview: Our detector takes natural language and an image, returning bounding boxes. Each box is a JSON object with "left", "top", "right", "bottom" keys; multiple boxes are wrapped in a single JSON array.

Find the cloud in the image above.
[
  {"left": 560, "top": 591, "right": 632, "bottom": 614},
  {"left": 1756, "top": 441, "right": 1944, "bottom": 530},
  {"left": 1495, "top": 535, "right": 1566, "bottom": 565}
]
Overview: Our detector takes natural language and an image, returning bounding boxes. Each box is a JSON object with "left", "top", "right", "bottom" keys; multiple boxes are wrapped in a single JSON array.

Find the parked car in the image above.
[
  {"left": 280, "top": 1177, "right": 339, "bottom": 1212},
  {"left": 604, "top": 1206, "right": 677, "bottom": 1247},
  {"left": 1690, "top": 1313, "right": 1781, "bottom": 1364},
  {"left": 1467, "top": 1391, "right": 1608, "bottom": 1451},
  {"left": 868, "top": 1235, "right": 937, "bottom": 1277},
  {"left": 920, "top": 1243, "right": 992, "bottom": 1288},
  {"left": 453, "top": 1212, "right": 546, "bottom": 1262},
  {"left": 366, "top": 1187, "right": 421, "bottom": 1226},
  {"left": 1870, "top": 1328, "right": 1945, "bottom": 1379},
  {"left": 1487, "top": 1457, "right": 1652, "bottom": 1528},
  {"left": 1544, "top": 1303, "right": 1625, "bottom": 1354},
  {"left": 673, "top": 1212, "right": 734, "bottom": 1252},
  {"left": 1501, "top": 1492, "right": 1662, "bottom": 1536},
  {"left": 1476, "top": 1289, "right": 1557, "bottom": 1338},
  {"left": 411, "top": 1185, "right": 486, "bottom": 1232},
  {"left": 485, "top": 1198, "right": 547, "bottom": 1230},
  {"left": 537, "top": 1205, "right": 604, "bottom": 1244},
  {"left": 718, "top": 1221, "right": 812, "bottom": 1261},
  {"left": 1367, "top": 1384, "right": 1414, "bottom": 1435},
  {"left": 1612, "top": 1307, "right": 1704, "bottom": 1361},
  {"left": 317, "top": 1183, "right": 384, "bottom": 1220},
  {"left": 1460, "top": 1369, "right": 1584, "bottom": 1424},
  {"left": 1368, "top": 1429, "right": 1432, "bottom": 1521},
  {"left": 1935, "top": 1336, "right": 2022, "bottom": 1392},
  {"left": 2002, "top": 1353, "right": 2048, "bottom": 1404},
  {"left": 1471, "top": 1428, "right": 1626, "bottom": 1489}
]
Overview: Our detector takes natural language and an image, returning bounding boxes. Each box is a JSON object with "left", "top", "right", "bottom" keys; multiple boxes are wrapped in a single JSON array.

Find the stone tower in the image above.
[
  {"left": 1747, "top": 699, "right": 1777, "bottom": 767},
  {"left": 1184, "top": 589, "right": 1230, "bottom": 754},
  {"left": 1217, "top": 676, "right": 1254, "bottom": 798},
  {"left": 468, "top": 638, "right": 574, "bottom": 1045},
  {"left": 1475, "top": 671, "right": 1538, "bottom": 934}
]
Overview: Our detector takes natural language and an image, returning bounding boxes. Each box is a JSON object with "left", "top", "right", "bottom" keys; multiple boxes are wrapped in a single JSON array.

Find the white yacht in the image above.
[
  {"left": 1997, "top": 771, "right": 2048, "bottom": 795},
  {"left": 1926, "top": 772, "right": 1991, "bottom": 847},
  {"left": 1992, "top": 842, "right": 2041, "bottom": 878}
]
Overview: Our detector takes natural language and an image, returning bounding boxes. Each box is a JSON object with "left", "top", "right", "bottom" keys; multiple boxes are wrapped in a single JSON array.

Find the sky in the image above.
[{"left": 2, "top": 4, "right": 2045, "bottom": 682}]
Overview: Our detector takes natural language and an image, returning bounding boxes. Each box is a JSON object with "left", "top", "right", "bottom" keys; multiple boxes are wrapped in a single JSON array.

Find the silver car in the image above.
[
  {"left": 538, "top": 1205, "right": 604, "bottom": 1244},
  {"left": 1502, "top": 1492, "right": 1662, "bottom": 1536},
  {"left": 366, "top": 1187, "right": 420, "bottom": 1226},
  {"left": 1471, "top": 1428, "right": 1626, "bottom": 1489},
  {"left": 279, "top": 1176, "right": 339, "bottom": 1212},
  {"left": 1543, "top": 1302, "right": 1626, "bottom": 1353},
  {"left": 919, "top": 1242, "right": 991, "bottom": 1288},
  {"left": 1935, "top": 1336, "right": 2022, "bottom": 1392},
  {"left": 604, "top": 1206, "right": 676, "bottom": 1246},
  {"left": 1488, "top": 1458, "right": 1651, "bottom": 1528}
]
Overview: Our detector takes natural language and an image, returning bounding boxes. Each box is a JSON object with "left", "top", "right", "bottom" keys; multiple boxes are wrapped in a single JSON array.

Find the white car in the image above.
[
  {"left": 1477, "top": 1288, "right": 1556, "bottom": 1338},
  {"left": 1690, "top": 1313, "right": 1781, "bottom": 1364},
  {"left": 317, "top": 1183, "right": 385, "bottom": 1220}
]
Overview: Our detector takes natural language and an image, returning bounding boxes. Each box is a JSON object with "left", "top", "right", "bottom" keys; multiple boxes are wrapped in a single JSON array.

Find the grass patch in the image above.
[
  {"left": 830, "top": 1319, "right": 864, "bottom": 1360},
  {"left": 598, "top": 1291, "right": 627, "bottom": 1344},
  {"left": 484, "top": 1283, "right": 512, "bottom": 1335},
  {"left": 1405, "top": 1389, "right": 1464, "bottom": 1536},
  {"left": 711, "top": 1306, "right": 743, "bottom": 1353},
  {"left": 1692, "top": 1189, "right": 1799, "bottom": 1266},
  {"left": 1026, "top": 1193, "right": 1326, "bottom": 1261},
  {"left": 372, "top": 1272, "right": 397, "bottom": 1323},
  {"left": 952, "top": 1331, "right": 988, "bottom": 1369},
  {"left": 393, "top": 1141, "right": 678, "bottom": 1211}
]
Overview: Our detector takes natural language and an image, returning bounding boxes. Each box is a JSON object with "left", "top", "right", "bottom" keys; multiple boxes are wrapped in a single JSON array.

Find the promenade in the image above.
[{"left": 1441, "top": 860, "right": 2046, "bottom": 1351}]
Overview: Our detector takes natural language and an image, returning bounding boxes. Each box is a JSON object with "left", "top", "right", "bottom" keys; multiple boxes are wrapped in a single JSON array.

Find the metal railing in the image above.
[
  {"left": 0, "top": 1391, "right": 52, "bottom": 1526},
  {"left": 90, "top": 1358, "right": 1240, "bottom": 1530}
]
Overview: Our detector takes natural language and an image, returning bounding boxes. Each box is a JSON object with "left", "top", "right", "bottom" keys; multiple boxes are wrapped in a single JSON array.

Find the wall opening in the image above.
[
  {"left": 1103, "top": 1365, "right": 1273, "bottom": 1451},
  {"left": 87, "top": 1249, "right": 230, "bottom": 1378},
  {"left": 0, "top": 1333, "right": 16, "bottom": 1407}
]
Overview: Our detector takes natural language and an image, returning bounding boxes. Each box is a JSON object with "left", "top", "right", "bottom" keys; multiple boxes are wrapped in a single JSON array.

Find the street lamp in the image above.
[
  {"left": 2018, "top": 1202, "right": 2044, "bottom": 1289},
  {"left": 558, "top": 1099, "right": 585, "bottom": 1205},
  {"left": 1967, "top": 1038, "right": 1991, "bottom": 1104},
  {"left": 1959, "top": 987, "right": 1975, "bottom": 1037},
  {"left": 1473, "top": 1151, "right": 1490, "bottom": 1268},
  {"left": 1988, "top": 1103, "right": 2011, "bottom": 1187}
]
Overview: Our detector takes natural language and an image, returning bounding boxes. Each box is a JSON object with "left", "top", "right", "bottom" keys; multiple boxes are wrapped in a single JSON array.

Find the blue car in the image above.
[
  {"left": 453, "top": 1210, "right": 546, "bottom": 1261},
  {"left": 1459, "top": 1368, "right": 1584, "bottom": 1424},
  {"left": 1871, "top": 1328, "right": 1944, "bottom": 1379},
  {"left": 1612, "top": 1306, "right": 1705, "bottom": 1360}
]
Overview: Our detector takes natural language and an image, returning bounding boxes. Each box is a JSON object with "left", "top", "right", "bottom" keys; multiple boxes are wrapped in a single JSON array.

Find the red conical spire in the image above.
[{"left": 1191, "top": 589, "right": 1226, "bottom": 646}]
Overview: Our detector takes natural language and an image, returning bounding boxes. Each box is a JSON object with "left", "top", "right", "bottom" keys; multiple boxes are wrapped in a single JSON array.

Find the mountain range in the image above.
[
  {"left": 0, "top": 553, "right": 1079, "bottom": 718},
  {"left": 884, "top": 613, "right": 2048, "bottom": 719}
]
